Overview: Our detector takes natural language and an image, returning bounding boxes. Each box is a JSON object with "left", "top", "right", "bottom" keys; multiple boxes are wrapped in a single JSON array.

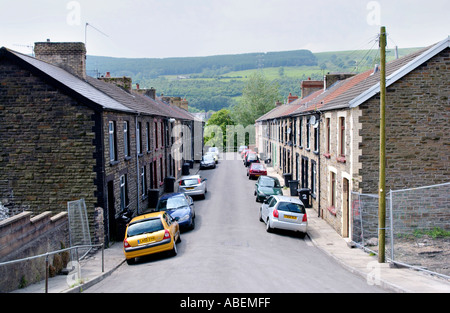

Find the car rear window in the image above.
[
  {"left": 127, "top": 218, "right": 164, "bottom": 237},
  {"left": 259, "top": 177, "right": 280, "bottom": 187},
  {"left": 157, "top": 196, "right": 189, "bottom": 210},
  {"left": 180, "top": 178, "right": 199, "bottom": 186},
  {"left": 251, "top": 164, "right": 264, "bottom": 170},
  {"left": 277, "top": 202, "right": 305, "bottom": 214}
]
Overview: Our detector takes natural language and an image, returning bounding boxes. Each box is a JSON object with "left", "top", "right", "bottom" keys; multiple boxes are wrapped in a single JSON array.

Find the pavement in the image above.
[{"left": 12, "top": 157, "right": 450, "bottom": 293}]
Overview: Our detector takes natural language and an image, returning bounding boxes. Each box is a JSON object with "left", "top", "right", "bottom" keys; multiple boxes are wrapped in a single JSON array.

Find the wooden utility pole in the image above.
[{"left": 378, "top": 26, "right": 387, "bottom": 263}]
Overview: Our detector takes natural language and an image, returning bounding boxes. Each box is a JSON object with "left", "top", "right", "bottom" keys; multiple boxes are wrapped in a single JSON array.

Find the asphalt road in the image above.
[{"left": 86, "top": 152, "right": 385, "bottom": 293}]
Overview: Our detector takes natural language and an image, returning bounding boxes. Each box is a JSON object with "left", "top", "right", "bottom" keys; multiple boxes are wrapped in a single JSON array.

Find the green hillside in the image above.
[{"left": 86, "top": 47, "right": 422, "bottom": 113}]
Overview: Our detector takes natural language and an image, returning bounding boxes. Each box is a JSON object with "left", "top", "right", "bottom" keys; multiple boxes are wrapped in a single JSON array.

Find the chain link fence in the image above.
[{"left": 352, "top": 183, "right": 450, "bottom": 279}]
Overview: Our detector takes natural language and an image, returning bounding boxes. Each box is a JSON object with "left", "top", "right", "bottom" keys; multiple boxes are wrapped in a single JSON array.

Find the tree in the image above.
[
  {"left": 204, "top": 109, "right": 235, "bottom": 151},
  {"left": 231, "top": 72, "right": 280, "bottom": 127}
]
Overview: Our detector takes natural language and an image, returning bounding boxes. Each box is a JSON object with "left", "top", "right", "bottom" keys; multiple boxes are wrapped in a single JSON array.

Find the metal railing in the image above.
[{"left": 0, "top": 243, "right": 104, "bottom": 293}]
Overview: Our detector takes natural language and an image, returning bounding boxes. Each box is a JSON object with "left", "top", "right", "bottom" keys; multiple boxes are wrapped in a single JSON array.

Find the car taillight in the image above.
[
  {"left": 198, "top": 178, "right": 201, "bottom": 184},
  {"left": 123, "top": 239, "right": 130, "bottom": 248},
  {"left": 164, "top": 229, "right": 171, "bottom": 239},
  {"left": 273, "top": 209, "right": 279, "bottom": 218},
  {"left": 179, "top": 181, "right": 182, "bottom": 186},
  {"left": 302, "top": 214, "right": 307, "bottom": 222}
]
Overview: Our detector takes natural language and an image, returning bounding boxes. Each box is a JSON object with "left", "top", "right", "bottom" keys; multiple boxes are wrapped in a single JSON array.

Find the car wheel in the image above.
[
  {"left": 266, "top": 218, "right": 272, "bottom": 233},
  {"left": 259, "top": 208, "right": 264, "bottom": 222},
  {"left": 126, "top": 258, "right": 135, "bottom": 265},
  {"left": 190, "top": 217, "right": 195, "bottom": 229}
]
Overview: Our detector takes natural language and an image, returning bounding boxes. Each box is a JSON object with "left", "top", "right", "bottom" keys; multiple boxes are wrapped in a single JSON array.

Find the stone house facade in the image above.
[
  {"left": 0, "top": 42, "right": 202, "bottom": 245},
  {"left": 256, "top": 37, "right": 449, "bottom": 237}
]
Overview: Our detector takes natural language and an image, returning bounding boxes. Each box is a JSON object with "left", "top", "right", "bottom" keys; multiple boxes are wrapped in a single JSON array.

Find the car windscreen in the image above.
[
  {"left": 248, "top": 154, "right": 257, "bottom": 160},
  {"left": 259, "top": 177, "right": 280, "bottom": 187},
  {"left": 157, "top": 196, "right": 188, "bottom": 210},
  {"left": 277, "top": 202, "right": 305, "bottom": 214},
  {"left": 181, "top": 178, "right": 199, "bottom": 186},
  {"left": 127, "top": 218, "right": 164, "bottom": 237}
]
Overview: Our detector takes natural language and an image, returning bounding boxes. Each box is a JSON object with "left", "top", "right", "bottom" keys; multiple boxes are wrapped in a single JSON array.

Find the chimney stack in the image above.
[
  {"left": 324, "top": 73, "right": 355, "bottom": 90},
  {"left": 34, "top": 41, "right": 87, "bottom": 80},
  {"left": 287, "top": 93, "right": 299, "bottom": 104},
  {"left": 301, "top": 78, "right": 324, "bottom": 99}
]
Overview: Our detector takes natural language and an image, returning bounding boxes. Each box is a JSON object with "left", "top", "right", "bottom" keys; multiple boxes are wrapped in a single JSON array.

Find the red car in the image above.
[{"left": 247, "top": 162, "right": 267, "bottom": 179}]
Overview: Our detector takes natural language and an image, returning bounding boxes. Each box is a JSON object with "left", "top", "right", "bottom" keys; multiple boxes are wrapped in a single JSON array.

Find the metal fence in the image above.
[
  {"left": 0, "top": 243, "right": 104, "bottom": 293},
  {"left": 352, "top": 182, "right": 450, "bottom": 279}
]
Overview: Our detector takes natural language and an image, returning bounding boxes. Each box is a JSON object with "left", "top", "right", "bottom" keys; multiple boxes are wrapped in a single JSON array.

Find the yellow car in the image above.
[{"left": 123, "top": 211, "right": 181, "bottom": 264}]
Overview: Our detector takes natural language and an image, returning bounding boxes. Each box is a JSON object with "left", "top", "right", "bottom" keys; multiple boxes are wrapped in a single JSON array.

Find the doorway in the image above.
[
  {"left": 343, "top": 178, "right": 350, "bottom": 238},
  {"left": 107, "top": 180, "right": 117, "bottom": 242}
]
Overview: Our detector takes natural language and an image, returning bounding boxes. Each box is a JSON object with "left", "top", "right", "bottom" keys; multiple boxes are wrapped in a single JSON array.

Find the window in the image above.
[
  {"left": 123, "top": 121, "right": 130, "bottom": 158},
  {"left": 146, "top": 122, "right": 151, "bottom": 152},
  {"left": 154, "top": 121, "right": 158, "bottom": 148},
  {"left": 299, "top": 118, "right": 303, "bottom": 147},
  {"left": 330, "top": 172, "right": 336, "bottom": 208},
  {"left": 293, "top": 118, "right": 297, "bottom": 146},
  {"left": 325, "top": 118, "right": 331, "bottom": 157},
  {"left": 120, "top": 174, "right": 129, "bottom": 210},
  {"left": 141, "top": 166, "right": 147, "bottom": 198},
  {"left": 339, "top": 117, "right": 345, "bottom": 157},
  {"left": 137, "top": 122, "right": 142, "bottom": 155},
  {"left": 313, "top": 124, "right": 319, "bottom": 153},
  {"left": 109, "top": 121, "right": 117, "bottom": 162},
  {"left": 306, "top": 118, "right": 310, "bottom": 150},
  {"left": 311, "top": 161, "right": 317, "bottom": 197}
]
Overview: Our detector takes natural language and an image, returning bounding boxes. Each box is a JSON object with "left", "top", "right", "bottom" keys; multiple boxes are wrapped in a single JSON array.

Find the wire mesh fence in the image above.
[{"left": 352, "top": 182, "right": 450, "bottom": 279}]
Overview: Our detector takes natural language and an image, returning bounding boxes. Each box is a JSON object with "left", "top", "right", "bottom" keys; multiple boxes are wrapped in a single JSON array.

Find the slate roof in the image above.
[
  {"left": 0, "top": 47, "right": 197, "bottom": 121},
  {"left": 1, "top": 47, "right": 134, "bottom": 113},
  {"left": 256, "top": 38, "right": 448, "bottom": 122}
]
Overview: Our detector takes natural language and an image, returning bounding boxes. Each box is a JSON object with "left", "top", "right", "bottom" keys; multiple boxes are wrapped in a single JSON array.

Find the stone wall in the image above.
[
  {"left": 358, "top": 48, "right": 450, "bottom": 193},
  {"left": 0, "top": 211, "right": 69, "bottom": 292},
  {"left": 0, "top": 59, "right": 98, "bottom": 235}
]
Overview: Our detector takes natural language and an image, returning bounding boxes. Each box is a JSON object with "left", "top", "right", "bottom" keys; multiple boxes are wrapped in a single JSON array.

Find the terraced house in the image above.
[
  {"left": 0, "top": 41, "right": 203, "bottom": 245},
  {"left": 256, "top": 37, "right": 449, "bottom": 238}
]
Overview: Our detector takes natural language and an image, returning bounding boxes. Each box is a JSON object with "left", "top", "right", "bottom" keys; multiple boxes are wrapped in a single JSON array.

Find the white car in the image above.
[
  {"left": 238, "top": 145, "right": 248, "bottom": 153},
  {"left": 260, "top": 195, "right": 307, "bottom": 237},
  {"left": 205, "top": 151, "right": 218, "bottom": 163},
  {"left": 178, "top": 175, "right": 208, "bottom": 199},
  {"left": 208, "top": 147, "right": 219, "bottom": 162}
]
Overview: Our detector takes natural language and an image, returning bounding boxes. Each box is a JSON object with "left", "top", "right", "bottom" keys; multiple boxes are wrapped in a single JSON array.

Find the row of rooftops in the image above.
[
  {"left": 0, "top": 41, "right": 200, "bottom": 122},
  {"left": 257, "top": 36, "right": 449, "bottom": 122}
]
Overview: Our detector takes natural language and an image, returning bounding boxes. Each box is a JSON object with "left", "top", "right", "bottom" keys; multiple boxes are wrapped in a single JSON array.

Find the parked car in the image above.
[
  {"left": 200, "top": 154, "right": 216, "bottom": 169},
  {"left": 178, "top": 175, "right": 207, "bottom": 199},
  {"left": 260, "top": 195, "right": 307, "bottom": 237},
  {"left": 208, "top": 147, "right": 219, "bottom": 162},
  {"left": 205, "top": 151, "right": 218, "bottom": 163},
  {"left": 254, "top": 175, "right": 283, "bottom": 202},
  {"left": 247, "top": 162, "right": 267, "bottom": 180},
  {"left": 244, "top": 152, "right": 259, "bottom": 167},
  {"left": 241, "top": 148, "right": 251, "bottom": 159},
  {"left": 238, "top": 145, "right": 248, "bottom": 153},
  {"left": 156, "top": 193, "right": 196, "bottom": 229},
  {"left": 123, "top": 211, "right": 181, "bottom": 264}
]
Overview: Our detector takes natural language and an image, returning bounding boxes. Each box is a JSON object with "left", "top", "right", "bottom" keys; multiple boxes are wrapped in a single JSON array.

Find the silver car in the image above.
[
  {"left": 177, "top": 175, "right": 208, "bottom": 199},
  {"left": 260, "top": 195, "right": 307, "bottom": 236}
]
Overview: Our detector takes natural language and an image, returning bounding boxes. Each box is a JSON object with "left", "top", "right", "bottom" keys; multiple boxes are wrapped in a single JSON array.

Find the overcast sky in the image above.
[{"left": 1, "top": 0, "right": 449, "bottom": 58}]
